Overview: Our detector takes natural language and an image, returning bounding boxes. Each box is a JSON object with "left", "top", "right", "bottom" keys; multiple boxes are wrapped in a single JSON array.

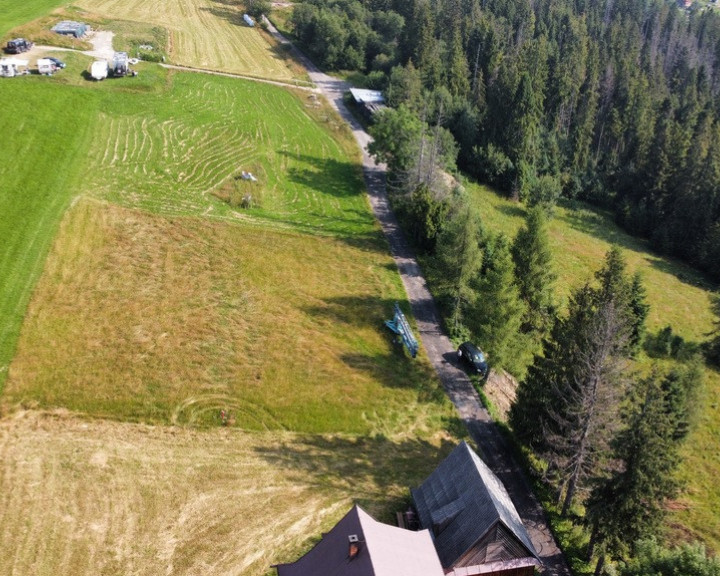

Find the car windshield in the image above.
[{"left": 472, "top": 353, "right": 485, "bottom": 363}]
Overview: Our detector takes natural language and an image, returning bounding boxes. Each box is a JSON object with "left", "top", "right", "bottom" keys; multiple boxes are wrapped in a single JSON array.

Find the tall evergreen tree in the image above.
[
  {"left": 470, "top": 234, "right": 529, "bottom": 378},
  {"left": 510, "top": 247, "right": 639, "bottom": 514},
  {"left": 585, "top": 361, "right": 703, "bottom": 575},
  {"left": 433, "top": 195, "right": 484, "bottom": 335},
  {"left": 705, "top": 293, "right": 720, "bottom": 367},
  {"left": 511, "top": 206, "right": 556, "bottom": 338}
]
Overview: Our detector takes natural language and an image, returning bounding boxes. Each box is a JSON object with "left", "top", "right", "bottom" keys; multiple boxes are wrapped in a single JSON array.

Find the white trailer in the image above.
[
  {"left": 90, "top": 59, "right": 108, "bottom": 80},
  {"left": 37, "top": 58, "right": 56, "bottom": 75},
  {"left": 0, "top": 58, "right": 29, "bottom": 78}
]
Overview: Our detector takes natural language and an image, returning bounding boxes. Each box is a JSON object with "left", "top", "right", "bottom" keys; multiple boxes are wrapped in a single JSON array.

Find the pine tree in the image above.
[
  {"left": 585, "top": 362, "right": 703, "bottom": 575},
  {"left": 511, "top": 206, "right": 556, "bottom": 338},
  {"left": 470, "top": 234, "right": 529, "bottom": 378},
  {"left": 433, "top": 195, "right": 484, "bottom": 336}
]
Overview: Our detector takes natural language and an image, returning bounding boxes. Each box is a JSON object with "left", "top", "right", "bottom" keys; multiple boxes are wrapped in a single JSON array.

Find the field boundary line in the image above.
[{"left": 159, "top": 63, "right": 317, "bottom": 91}]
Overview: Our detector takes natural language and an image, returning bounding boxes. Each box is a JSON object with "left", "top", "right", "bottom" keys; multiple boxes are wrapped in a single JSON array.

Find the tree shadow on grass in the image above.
[
  {"left": 200, "top": 2, "right": 246, "bottom": 27},
  {"left": 556, "top": 201, "right": 638, "bottom": 249},
  {"left": 557, "top": 201, "right": 716, "bottom": 290},
  {"left": 305, "top": 295, "right": 446, "bottom": 402},
  {"left": 280, "top": 151, "right": 365, "bottom": 201},
  {"left": 496, "top": 203, "right": 527, "bottom": 220},
  {"left": 254, "top": 434, "right": 461, "bottom": 518}
]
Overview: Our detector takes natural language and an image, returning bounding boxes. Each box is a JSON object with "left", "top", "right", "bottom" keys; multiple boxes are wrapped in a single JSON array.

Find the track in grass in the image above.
[
  {"left": 83, "top": 72, "right": 373, "bottom": 236},
  {"left": 75, "top": 0, "right": 301, "bottom": 81}
]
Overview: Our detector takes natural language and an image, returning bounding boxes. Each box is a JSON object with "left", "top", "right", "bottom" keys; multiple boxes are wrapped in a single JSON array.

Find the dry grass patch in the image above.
[
  {"left": 4, "top": 199, "right": 453, "bottom": 434},
  {"left": 74, "top": 0, "right": 303, "bottom": 81},
  {"left": 0, "top": 410, "right": 458, "bottom": 576}
]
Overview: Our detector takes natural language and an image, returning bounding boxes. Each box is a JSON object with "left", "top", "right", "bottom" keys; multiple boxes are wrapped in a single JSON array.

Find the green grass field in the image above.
[
  {"left": 467, "top": 181, "right": 720, "bottom": 551},
  {"left": 0, "top": 65, "right": 374, "bottom": 392},
  {"left": 468, "top": 182, "right": 714, "bottom": 341},
  {"left": 0, "top": 0, "right": 66, "bottom": 37},
  {"left": 0, "top": 36, "right": 462, "bottom": 576},
  {"left": 0, "top": 78, "right": 98, "bottom": 390},
  {"left": 4, "top": 198, "right": 453, "bottom": 435}
]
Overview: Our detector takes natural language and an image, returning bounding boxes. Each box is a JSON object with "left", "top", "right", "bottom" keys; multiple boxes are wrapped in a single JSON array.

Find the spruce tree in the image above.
[
  {"left": 470, "top": 234, "right": 529, "bottom": 378},
  {"left": 433, "top": 195, "right": 484, "bottom": 336},
  {"left": 705, "top": 293, "right": 720, "bottom": 367},
  {"left": 511, "top": 206, "right": 556, "bottom": 338},
  {"left": 585, "top": 362, "right": 703, "bottom": 574},
  {"left": 510, "top": 247, "right": 640, "bottom": 514}
]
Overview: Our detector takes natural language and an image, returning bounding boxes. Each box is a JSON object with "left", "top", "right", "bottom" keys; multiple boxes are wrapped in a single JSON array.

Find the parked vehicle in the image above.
[
  {"left": 5, "top": 38, "right": 33, "bottom": 54},
  {"left": 37, "top": 58, "right": 57, "bottom": 75},
  {"left": 111, "top": 52, "right": 128, "bottom": 77},
  {"left": 457, "top": 341, "right": 489, "bottom": 378},
  {"left": 47, "top": 57, "right": 66, "bottom": 69},
  {"left": 0, "top": 58, "right": 29, "bottom": 77},
  {"left": 90, "top": 59, "right": 108, "bottom": 80}
]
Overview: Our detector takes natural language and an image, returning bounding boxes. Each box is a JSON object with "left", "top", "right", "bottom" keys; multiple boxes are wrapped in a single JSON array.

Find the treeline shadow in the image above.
[
  {"left": 201, "top": 0, "right": 247, "bottom": 26},
  {"left": 254, "top": 434, "right": 462, "bottom": 515},
  {"left": 304, "top": 295, "right": 446, "bottom": 403},
  {"left": 556, "top": 199, "right": 715, "bottom": 289}
]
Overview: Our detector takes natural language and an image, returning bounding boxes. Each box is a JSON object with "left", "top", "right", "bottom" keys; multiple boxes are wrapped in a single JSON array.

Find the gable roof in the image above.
[
  {"left": 275, "top": 504, "right": 445, "bottom": 576},
  {"left": 411, "top": 442, "right": 539, "bottom": 568}
]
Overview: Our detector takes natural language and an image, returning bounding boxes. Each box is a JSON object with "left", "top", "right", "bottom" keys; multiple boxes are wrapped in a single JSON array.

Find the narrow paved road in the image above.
[{"left": 267, "top": 18, "right": 571, "bottom": 576}]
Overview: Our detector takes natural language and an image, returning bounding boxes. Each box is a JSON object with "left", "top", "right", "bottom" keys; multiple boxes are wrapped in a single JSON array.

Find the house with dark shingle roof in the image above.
[
  {"left": 274, "top": 504, "right": 445, "bottom": 576},
  {"left": 411, "top": 441, "right": 541, "bottom": 576}
]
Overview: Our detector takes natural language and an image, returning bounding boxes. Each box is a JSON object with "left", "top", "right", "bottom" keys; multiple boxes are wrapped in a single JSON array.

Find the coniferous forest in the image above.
[{"left": 291, "top": 0, "right": 720, "bottom": 282}]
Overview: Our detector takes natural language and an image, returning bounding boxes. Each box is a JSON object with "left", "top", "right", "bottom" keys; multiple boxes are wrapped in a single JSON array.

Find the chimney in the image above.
[{"left": 348, "top": 534, "right": 360, "bottom": 560}]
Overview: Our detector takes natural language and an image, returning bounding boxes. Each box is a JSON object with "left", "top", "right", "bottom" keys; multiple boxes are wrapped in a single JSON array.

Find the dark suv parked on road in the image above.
[
  {"left": 5, "top": 38, "right": 34, "bottom": 54},
  {"left": 457, "top": 341, "right": 489, "bottom": 378}
]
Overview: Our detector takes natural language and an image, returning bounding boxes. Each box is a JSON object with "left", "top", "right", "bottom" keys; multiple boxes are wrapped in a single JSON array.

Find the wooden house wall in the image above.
[{"left": 454, "top": 523, "right": 533, "bottom": 568}]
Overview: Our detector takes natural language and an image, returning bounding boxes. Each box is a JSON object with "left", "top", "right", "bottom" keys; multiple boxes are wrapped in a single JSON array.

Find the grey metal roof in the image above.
[
  {"left": 275, "top": 504, "right": 444, "bottom": 576},
  {"left": 349, "top": 88, "right": 385, "bottom": 104},
  {"left": 411, "top": 442, "right": 539, "bottom": 568}
]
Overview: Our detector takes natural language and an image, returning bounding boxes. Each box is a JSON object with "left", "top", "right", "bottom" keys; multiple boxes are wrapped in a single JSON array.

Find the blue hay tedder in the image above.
[{"left": 385, "top": 303, "right": 419, "bottom": 358}]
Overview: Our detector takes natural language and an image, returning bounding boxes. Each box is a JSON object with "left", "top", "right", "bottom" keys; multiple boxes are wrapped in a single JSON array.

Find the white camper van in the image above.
[
  {"left": 37, "top": 58, "right": 56, "bottom": 75},
  {"left": 90, "top": 60, "right": 108, "bottom": 80},
  {"left": 0, "top": 58, "right": 29, "bottom": 78}
]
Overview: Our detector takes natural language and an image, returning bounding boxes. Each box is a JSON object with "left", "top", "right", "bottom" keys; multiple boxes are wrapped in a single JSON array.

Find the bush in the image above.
[{"left": 620, "top": 539, "right": 720, "bottom": 576}]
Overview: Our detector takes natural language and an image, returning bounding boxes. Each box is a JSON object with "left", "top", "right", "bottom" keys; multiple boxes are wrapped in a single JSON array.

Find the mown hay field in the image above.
[
  {"left": 0, "top": 53, "right": 462, "bottom": 575},
  {"left": 3, "top": 198, "right": 454, "bottom": 435},
  {"left": 467, "top": 182, "right": 720, "bottom": 551},
  {"left": 73, "top": 0, "right": 302, "bottom": 81},
  {"left": 0, "top": 67, "right": 373, "bottom": 392},
  {"left": 0, "top": 410, "right": 458, "bottom": 576}
]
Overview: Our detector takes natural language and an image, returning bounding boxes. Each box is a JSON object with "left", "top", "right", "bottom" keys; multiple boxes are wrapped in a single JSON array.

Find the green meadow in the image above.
[
  {"left": 0, "top": 0, "right": 67, "bottom": 37},
  {"left": 467, "top": 181, "right": 720, "bottom": 550}
]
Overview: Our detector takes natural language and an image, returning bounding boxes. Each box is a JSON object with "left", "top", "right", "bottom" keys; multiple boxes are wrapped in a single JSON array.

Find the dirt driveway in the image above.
[{"left": 23, "top": 30, "right": 115, "bottom": 63}]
